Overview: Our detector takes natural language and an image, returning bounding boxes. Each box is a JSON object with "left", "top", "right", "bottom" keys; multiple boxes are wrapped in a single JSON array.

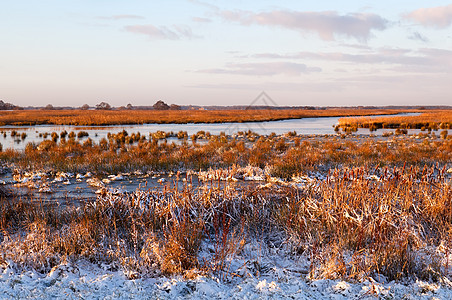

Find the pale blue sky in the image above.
[{"left": 1, "top": 1, "right": 451, "bottom": 107}]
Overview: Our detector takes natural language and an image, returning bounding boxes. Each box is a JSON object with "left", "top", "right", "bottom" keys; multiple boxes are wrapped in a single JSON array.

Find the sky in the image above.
[{"left": 1, "top": 1, "right": 452, "bottom": 107}]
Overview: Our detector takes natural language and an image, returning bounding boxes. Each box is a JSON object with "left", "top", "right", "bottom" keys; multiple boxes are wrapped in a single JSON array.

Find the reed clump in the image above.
[{"left": 338, "top": 110, "right": 452, "bottom": 132}]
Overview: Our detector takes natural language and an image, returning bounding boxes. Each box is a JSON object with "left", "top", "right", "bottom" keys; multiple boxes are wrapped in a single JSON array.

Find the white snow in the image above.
[
  {"left": 2, "top": 236, "right": 452, "bottom": 299},
  {"left": 86, "top": 178, "right": 105, "bottom": 188},
  {"left": 2, "top": 260, "right": 452, "bottom": 299},
  {"left": 244, "top": 176, "right": 265, "bottom": 181},
  {"left": 109, "top": 174, "right": 125, "bottom": 181}
]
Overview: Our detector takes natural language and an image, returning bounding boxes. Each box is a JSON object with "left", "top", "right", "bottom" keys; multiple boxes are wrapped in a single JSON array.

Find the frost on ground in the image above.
[
  {"left": 1, "top": 163, "right": 452, "bottom": 299},
  {"left": 2, "top": 253, "right": 452, "bottom": 299},
  {"left": 2, "top": 263, "right": 452, "bottom": 299}
]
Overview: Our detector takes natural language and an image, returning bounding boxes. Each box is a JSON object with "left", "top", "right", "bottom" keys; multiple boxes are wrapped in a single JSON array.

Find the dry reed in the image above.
[
  {"left": 0, "top": 108, "right": 411, "bottom": 126},
  {"left": 0, "top": 165, "right": 450, "bottom": 282}
]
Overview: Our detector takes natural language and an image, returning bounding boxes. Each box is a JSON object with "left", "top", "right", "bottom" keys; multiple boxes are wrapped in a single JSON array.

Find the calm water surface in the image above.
[{"left": 0, "top": 112, "right": 427, "bottom": 202}]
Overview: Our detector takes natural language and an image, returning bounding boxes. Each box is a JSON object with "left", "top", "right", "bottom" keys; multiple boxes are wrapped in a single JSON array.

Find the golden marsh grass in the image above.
[
  {"left": 0, "top": 108, "right": 412, "bottom": 126},
  {"left": 1, "top": 130, "right": 452, "bottom": 282},
  {"left": 338, "top": 110, "right": 452, "bottom": 131}
]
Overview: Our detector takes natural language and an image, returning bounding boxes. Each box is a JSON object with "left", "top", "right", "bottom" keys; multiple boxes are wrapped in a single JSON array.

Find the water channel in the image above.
[{"left": 0, "top": 113, "right": 424, "bottom": 203}]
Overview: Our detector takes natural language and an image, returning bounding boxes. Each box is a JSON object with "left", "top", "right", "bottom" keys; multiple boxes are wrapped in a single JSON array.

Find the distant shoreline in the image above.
[{"left": 0, "top": 108, "right": 420, "bottom": 126}]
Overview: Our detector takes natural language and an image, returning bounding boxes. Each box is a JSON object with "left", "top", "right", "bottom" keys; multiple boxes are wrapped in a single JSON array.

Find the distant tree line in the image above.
[
  {"left": 93, "top": 100, "right": 180, "bottom": 111},
  {"left": 31, "top": 101, "right": 181, "bottom": 111},
  {"left": 0, "top": 100, "right": 22, "bottom": 110},
  {"left": 152, "top": 100, "right": 180, "bottom": 110},
  {"left": 5, "top": 99, "right": 450, "bottom": 111}
]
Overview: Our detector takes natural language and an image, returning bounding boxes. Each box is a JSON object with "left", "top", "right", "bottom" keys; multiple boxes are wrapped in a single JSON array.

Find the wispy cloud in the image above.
[
  {"left": 251, "top": 50, "right": 417, "bottom": 65},
  {"left": 251, "top": 47, "right": 452, "bottom": 71},
  {"left": 98, "top": 15, "right": 145, "bottom": 20},
  {"left": 196, "top": 62, "right": 321, "bottom": 76},
  {"left": 125, "top": 25, "right": 197, "bottom": 40},
  {"left": 219, "top": 10, "right": 388, "bottom": 42},
  {"left": 408, "top": 31, "right": 429, "bottom": 42},
  {"left": 188, "top": 81, "right": 341, "bottom": 92},
  {"left": 192, "top": 17, "right": 212, "bottom": 23},
  {"left": 188, "top": 0, "right": 219, "bottom": 11},
  {"left": 404, "top": 4, "right": 452, "bottom": 28}
]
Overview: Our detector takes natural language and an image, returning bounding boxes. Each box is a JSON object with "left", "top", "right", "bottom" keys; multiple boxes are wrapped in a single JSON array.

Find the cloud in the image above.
[
  {"left": 252, "top": 50, "right": 422, "bottom": 65},
  {"left": 219, "top": 10, "right": 388, "bottom": 41},
  {"left": 408, "top": 31, "right": 429, "bottom": 42},
  {"left": 188, "top": 72, "right": 452, "bottom": 104},
  {"left": 188, "top": 81, "right": 341, "bottom": 92},
  {"left": 192, "top": 17, "right": 212, "bottom": 23},
  {"left": 250, "top": 47, "right": 452, "bottom": 74},
  {"left": 340, "top": 43, "right": 372, "bottom": 51},
  {"left": 404, "top": 4, "right": 452, "bottom": 28},
  {"left": 98, "top": 15, "right": 145, "bottom": 20},
  {"left": 256, "top": 47, "right": 452, "bottom": 67},
  {"left": 125, "top": 25, "right": 197, "bottom": 40},
  {"left": 196, "top": 62, "right": 321, "bottom": 76},
  {"left": 188, "top": 0, "right": 219, "bottom": 11}
]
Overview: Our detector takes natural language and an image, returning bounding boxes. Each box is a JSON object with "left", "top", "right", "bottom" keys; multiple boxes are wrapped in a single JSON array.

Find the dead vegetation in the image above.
[
  {"left": 1, "top": 130, "right": 452, "bottom": 282},
  {"left": 0, "top": 165, "right": 451, "bottom": 282},
  {"left": 338, "top": 110, "right": 452, "bottom": 132},
  {"left": 0, "top": 108, "right": 410, "bottom": 126},
  {"left": 1, "top": 131, "right": 451, "bottom": 178}
]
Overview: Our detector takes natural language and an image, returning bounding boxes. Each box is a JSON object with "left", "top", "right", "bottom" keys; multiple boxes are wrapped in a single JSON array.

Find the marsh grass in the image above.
[
  {"left": 338, "top": 110, "right": 452, "bottom": 132},
  {"left": 0, "top": 164, "right": 451, "bottom": 282},
  {"left": 1, "top": 132, "right": 451, "bottom": 179},
  {"left": 1, "top": 130, "right": 452, "bottom": 282},
  {"left": 0, "top": 108, "right": 410, "bottom": 126}
]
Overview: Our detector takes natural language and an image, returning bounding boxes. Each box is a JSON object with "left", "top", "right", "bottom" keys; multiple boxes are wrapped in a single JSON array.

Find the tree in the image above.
[
  {"left": 126, "top": 103, "right": 133, "bottom": 110},
  {"left": 170, "top": 104, "right": 181, "bottom": 110},
  {"left": 0, "top": 100, "right": 21, "bottom": 110},
  {"left": 153, "top": 100, "right": 170, "bottom": 110},
  {"left": 80, "top": 104, "right": 90, "bottom": 110},
  {"left": 44, "top": 104, "right": 54, "bottom": 110},
  {"left": 96, "top": 102, "right": 112, "bottom": 110}
]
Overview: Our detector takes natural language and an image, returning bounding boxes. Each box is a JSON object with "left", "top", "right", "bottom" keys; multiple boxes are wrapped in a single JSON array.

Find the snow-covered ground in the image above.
[
  {"left": 2, "top": 258, "right": 452, "bottom": 299},
  {"left": 2, "top": 165, "right": 452, "bottom": 299}
]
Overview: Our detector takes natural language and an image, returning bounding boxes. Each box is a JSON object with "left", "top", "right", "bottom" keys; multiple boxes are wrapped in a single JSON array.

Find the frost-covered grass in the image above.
[
  {"left": 1, "top": 132, "right": 452, "bottom": 298},
  {"left": 1, "top": 167, "right": 451, "bottom": 283}
]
